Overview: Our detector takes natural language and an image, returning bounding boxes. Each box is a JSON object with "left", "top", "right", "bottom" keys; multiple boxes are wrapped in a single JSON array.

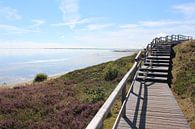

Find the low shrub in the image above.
[
  {"left": 85, "top": 87, "right": 105, "bottom": 103},
  {"left": 104, "top": 64, "right": 118, "bottom": 81},
  {"left": 33, "top": 73, "right": 48, "bottom": 82}
]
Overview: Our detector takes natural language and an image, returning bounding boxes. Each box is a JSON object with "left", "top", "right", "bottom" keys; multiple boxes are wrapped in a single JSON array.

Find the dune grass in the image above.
[
  {"left": 0, "top": 53, "right": 136, "bottom": 129},
  {"left": 172, "top": 40, "right": 195, "bottom": 128}
]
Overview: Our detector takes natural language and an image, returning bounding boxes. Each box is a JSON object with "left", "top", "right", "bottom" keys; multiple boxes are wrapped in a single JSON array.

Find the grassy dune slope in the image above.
[
  {"left": 0, "top": 54, "right": 136, "bottom": 129},
  {"left": 172, "top": 40, "right": 195, "bottom": 128}
]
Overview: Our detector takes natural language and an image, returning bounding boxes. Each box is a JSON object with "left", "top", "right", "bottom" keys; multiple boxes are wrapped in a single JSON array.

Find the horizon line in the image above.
[{"left": 0, "top": 47, "right": 141, "bottom": 50}]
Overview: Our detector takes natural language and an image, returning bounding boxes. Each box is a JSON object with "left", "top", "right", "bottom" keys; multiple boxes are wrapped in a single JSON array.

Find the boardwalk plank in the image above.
[{"left": 117, "top": 81, "right": 190, "bottom": 129}]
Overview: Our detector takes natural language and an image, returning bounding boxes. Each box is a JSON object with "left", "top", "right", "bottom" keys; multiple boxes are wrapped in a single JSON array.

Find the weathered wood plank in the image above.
[{"left": 117, "top": 81, "right": 190, "bottom": 129}]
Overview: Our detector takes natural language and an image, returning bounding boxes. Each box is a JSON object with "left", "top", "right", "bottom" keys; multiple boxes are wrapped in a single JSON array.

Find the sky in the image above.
[{"left": 0, "top": 0, "right": 195, "bottom": 49}]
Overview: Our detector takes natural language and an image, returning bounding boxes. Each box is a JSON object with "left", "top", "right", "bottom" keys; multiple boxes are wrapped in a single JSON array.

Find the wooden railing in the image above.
[
  {"left": 145, "top": 34, "right": 192, "bottom": 57},
  {"left": 151, "top": 34, "right": 192, "bottom": 47},
  {"left": 86, "top": 34, "right": 192, "bottom": 129},
  {"left": 86, "top": 51, "right": 142, "bottom": 129}
]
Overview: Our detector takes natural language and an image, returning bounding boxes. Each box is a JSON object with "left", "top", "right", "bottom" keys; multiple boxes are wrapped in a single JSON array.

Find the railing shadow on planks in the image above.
[{"left": 86, "top": 34, "right": 193, "bottom": 129}]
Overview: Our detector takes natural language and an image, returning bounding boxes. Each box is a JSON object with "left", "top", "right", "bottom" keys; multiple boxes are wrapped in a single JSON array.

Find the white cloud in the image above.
[
  {"left": 32, "top": 19, "right": 45, "bottom": 27},
  {"left": 0, "top": 6, "right": 22, "bottom": 20},
  {"left": 0, "top": 18, "right": 46, "bottom": 34},
  {"left": 1, "top": 17, "right": 194, "bottom": 49},
  {"left": 0, "top": 22, "right": 46, "bottom": 34},
  {"left": 0, "top": 40, "right": 59, "bottom": 48},
  {"left": 29, "top": 19, "right": 45, "bottom": 31},
  {"left": 139, "top": 20, "right": 180, "bottom": 27},
  {"left": 59, "top": 0, "right": 80, "bottom": 29},
  {"left": 73, "top": 19, "right": 195, "bottom": 48},
  {"left": 52, "top": 17, "right": 89, "bottom": 27},
  {"left": 156, "top": 32, "right": 168, "bottom": 37},
  {"left": 52, "top": 17, "right": 110, "bottom": 31},
  {"left": 86, "top": 23, "right": 114, "bottom": 30},
  {"left": 119, "top": 24, "right": 139, "bottom": 29},
  {"left": 56, "top": 0, "right": 113, "bottom": 30},
  {"left": 173, "top": 3, "right": 195, "bottom": 18},
  {"left": 0, "top": 24, "right": 30, "bottom": 34},
  {"left": 0, "top": 40, "right": 83, "bottom": 49},
  {"left": 119, "top": 20, "right": 190, "bottom": 29}
]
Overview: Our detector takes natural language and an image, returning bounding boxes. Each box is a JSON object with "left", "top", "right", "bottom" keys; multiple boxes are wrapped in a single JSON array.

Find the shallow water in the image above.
[{"left": 0, "top": 48, "right": 135, "bottom": 84}]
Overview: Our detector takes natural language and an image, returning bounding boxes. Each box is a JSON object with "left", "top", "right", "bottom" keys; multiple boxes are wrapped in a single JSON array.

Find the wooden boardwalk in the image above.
[
  {"left": 117, "top": 81, "right": 190, "bottom": 129},
  {"left": 117, "top": 41, "right": 190, "bottom": 129},
  {"left": 86, "top": 35, "right": 192, "bottom": 129}
]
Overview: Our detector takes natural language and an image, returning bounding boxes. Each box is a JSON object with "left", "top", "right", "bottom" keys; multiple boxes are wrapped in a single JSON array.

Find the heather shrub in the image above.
[
  {"left": 104, "top": 64, "right": 118, "bottom": 81},
  {"left": 0, "top": 119, "right": 22, "bottom": 129},
  {"left": 33, "top": 73, "right": 48, "bottom": 82}
]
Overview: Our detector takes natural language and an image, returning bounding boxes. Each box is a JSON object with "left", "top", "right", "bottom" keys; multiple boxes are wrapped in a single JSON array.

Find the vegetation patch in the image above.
[
  {"left": 85, "top": 87, "right": 105, "bottom": 103},
  {"left": 104, "top": 64, "right": 118, "bottom": 81},
  {"left": 172, "top": 40, "right": 195, "bottom": 128},
  {"left": 0, "top": 53, "right": 136, "bottom": 129},
  {"left": 33, "top": 73, "right": 48, "bottom": 82}
]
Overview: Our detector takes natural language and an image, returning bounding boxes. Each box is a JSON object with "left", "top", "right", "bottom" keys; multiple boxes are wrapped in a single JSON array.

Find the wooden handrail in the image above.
[
  {"left": 112, "top": 57, "right": 143, "bottom": 129},
  {"left": 86, "top": 51, "right": 142, "bottom": 129},
  {"left": 147, "top": 34, "right": 192, "bottom": 46}
]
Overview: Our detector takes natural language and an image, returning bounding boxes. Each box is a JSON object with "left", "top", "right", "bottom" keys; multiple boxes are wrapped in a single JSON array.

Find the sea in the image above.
[{"left": 0, "top": 48, "right": 136, "bottom": 85}]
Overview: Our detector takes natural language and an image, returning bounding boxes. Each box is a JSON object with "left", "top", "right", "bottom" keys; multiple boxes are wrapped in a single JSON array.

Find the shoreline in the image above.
[
  {"left": 1, "top": 52, "right": 137, "bottom": 88},
  {"left": 0, "top": 71, "right": 69, "bottom": 88}
]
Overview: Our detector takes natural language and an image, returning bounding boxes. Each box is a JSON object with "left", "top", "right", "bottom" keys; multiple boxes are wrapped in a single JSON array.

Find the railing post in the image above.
[
  {"left": 165, "top": 36, "right": 168, "bottom": 42},
  {"left": 121, "top": 83, "right": 126, "bottom": 117},
  {"left": 99, "top": 122, "right": 103, "bottom": 129}
]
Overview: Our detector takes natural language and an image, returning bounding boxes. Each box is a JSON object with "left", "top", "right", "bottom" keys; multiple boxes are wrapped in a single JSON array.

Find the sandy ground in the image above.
[{"left": 0, "top": 73, "right": 63, "bottom": 89}]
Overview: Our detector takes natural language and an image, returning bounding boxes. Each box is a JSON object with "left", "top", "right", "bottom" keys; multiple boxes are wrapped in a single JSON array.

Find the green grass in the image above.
[
  {"left": 104, "top": 99, "right": 121, "bottom": 128},
  {"left": 63, "top": 54, "right": 136, "bottom": 103}
]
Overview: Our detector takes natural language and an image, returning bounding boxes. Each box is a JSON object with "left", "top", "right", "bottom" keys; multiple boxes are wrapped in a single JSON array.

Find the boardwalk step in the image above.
[
  {"left": 153, "top": 45, "right": 171, "bottom": 48},
  {"left": 151, "top": 52, "right": 170, "bottom": 54},
  {"left": 152, "top": 48, "right": 170, "bottom": 50},
  {"left": 151, "top": 53, "right": 171, "bottom": 56},
  {"left": 151, "top": 51, "right": 170, "bottom": 54},
  {"left": 153, "top": 47, "right": 171, "bottom": 49},
  {"left": 144, "top": 62, "right": 169, "bottom": 66},
  {"left": 153, "top": 46, "right": 171, "bottom": 49},
  {"left": 146, "top": 59, "right": 170, "bottom": 63},
  {"left": 152, "top": 48, "right": 171, "bottom": 52},
  {"left": 137, "top": 71, "right": 168, "bottom": 77},
  {"left": 136, "top": 75, "right": 168, "bottom": 82},
  {"left": 151, "top": 51, "right": 170, "bottom": 53},
  {"left": 147, "top": 56, "right": 170, "bottom": 60},
  {"left": 154, "top": 44, "right": 172, "bottom": 47},
  {"left": 151, "top": 50, "right": 171, "bottom": 52},
  {"left": 154, "top": 45, "right": 171, "bottom": 47},
  {"left": 139, "top": 66, "right": 169, "bottom": 72},
  {"left": 151, "top": 50, "right": 171, "bottom": 53}
]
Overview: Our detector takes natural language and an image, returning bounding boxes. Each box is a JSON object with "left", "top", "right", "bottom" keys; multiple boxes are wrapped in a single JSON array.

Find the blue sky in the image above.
[{"left": 0, "top": 0, "right": 195, "bottom": 48}]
